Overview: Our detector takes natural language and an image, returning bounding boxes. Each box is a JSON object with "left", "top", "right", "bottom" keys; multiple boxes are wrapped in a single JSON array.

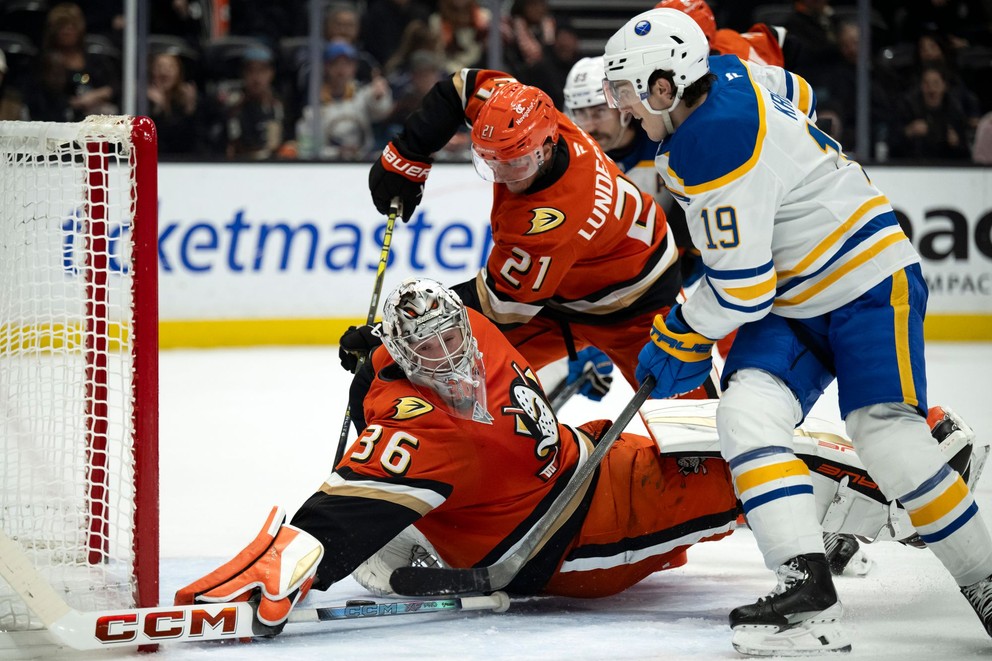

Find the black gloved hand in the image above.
[
  {"left": 369, "top": 141, "right": 432, "bottom": 222},
  {"left": 339, "top": 324, "right": 384, "bottom": 373}
]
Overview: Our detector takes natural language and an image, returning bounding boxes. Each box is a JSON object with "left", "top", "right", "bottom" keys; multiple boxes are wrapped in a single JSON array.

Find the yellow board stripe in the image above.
[
  {"left": 735, "top": 458, "right": 810, "bottom": 494},
  {"left": 908, "top": 476, "right": 969, "bottom": 528},
  {"left": 6, "top": 315, "right": 991, "bottom": 352},
  {"left": 0, "top": 322, "right": 129, "bottom": 352},
  {"left": 160, "top": 318, "right": 364, "bottom": 348}
]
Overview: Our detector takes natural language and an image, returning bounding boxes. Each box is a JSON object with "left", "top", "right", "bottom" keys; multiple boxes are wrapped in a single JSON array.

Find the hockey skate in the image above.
[
  {"left": 822, "top": 533, "right": 873, "bottom": 577},
  {"left": 730, "top": 553, "right": 851, "bottom": 656},
  {"left": 961, "top": 573, "right": 992, "bottom": 638}
]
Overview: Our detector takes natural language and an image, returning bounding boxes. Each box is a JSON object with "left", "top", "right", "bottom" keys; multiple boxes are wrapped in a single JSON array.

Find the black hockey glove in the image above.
[
  {"left": 339, "top": 323, "right": 384, "bottom": 373},
  {"left": 369, "top": 141, "right": 432, "bottom": 222}
]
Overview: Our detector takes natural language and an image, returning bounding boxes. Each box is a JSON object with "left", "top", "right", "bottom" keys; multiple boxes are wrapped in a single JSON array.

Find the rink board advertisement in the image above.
[{"left": 157, "top": 163, "right": 992, "bottom": 346}]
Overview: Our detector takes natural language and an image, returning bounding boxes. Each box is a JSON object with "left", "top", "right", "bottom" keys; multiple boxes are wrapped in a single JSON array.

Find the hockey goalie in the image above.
[{"left": 176, "top": 278, "right": 988, "bottom": 642}]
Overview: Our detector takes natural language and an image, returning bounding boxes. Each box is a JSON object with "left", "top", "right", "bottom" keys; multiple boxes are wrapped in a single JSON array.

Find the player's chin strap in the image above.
[{"left": 640, "top": 85, "right": 685, "bottom": 134}]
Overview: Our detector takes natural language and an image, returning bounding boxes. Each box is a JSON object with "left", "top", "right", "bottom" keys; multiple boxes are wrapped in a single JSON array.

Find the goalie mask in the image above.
[{"left": 379, "top": 278, "right": 491, "bottom": 423}]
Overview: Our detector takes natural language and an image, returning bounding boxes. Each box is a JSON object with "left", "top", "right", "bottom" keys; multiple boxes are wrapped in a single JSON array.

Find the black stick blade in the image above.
[{"left": 390, "top": 566, "right": 494, "bottom": 596}]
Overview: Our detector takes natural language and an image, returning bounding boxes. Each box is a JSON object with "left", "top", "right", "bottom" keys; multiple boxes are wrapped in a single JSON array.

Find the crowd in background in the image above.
[{"left": 0, "top": 0, "right": 990, "bottom": 163}]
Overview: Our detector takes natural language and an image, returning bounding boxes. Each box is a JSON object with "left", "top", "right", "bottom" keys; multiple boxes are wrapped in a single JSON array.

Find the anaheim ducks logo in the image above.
[
  {"left": 501, "top": 363, "right": 561, "bottom": 481},
  {"left": 393, "top": 396, "right": 434, "bottom": 420},
  {"left": 525, "top": 208, "right": 565, "bottom": 235}
]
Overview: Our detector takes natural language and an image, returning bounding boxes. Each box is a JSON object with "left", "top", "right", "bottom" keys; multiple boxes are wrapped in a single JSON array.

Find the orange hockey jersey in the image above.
[
  {"left": 460, "top": 70, "right": 679, "bottom": 327},
  {"left": 711, "top": 24, "right": 785, "bottom": 67},
  {"left": 319, "top": 308, "right": 594, "bottom": 572},
  {"left": 292, "top": 308, "right": 739, "bottom": 596}
]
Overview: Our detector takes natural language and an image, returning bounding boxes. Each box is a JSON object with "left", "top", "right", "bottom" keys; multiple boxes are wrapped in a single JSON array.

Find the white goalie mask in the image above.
[{"left": 378, "top": 278, "right": 490, "bottom": 422}]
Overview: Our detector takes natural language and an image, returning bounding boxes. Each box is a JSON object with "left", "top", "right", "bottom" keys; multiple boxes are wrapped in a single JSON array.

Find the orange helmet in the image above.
[
  {"left": 471, "top": 82, "right": 559, "bottom": 183},
  {"left": 655, "top": 0, "right": 716, "bottom": 43}
]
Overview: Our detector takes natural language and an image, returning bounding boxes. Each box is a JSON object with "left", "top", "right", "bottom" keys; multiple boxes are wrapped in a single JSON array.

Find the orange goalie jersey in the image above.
[
  {"left": 292, "top": 309, "right": 738, "bottom": 596},
  {"left": 461, "top": 70, "right": 679, "bottom": 327}
]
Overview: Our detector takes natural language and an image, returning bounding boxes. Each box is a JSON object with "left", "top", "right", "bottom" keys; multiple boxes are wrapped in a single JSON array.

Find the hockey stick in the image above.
[
  {"left": 546, "top": 365, "right": 593, "bottom": 412},
  {"left": 390, "top": 376, "right": 656, "bottom": 596},
  {"left": 333, "top": 197, "right": 401, "bottom": 468},
  {"left": 0, "top": 526, "right": 508, "bottom": 650}
]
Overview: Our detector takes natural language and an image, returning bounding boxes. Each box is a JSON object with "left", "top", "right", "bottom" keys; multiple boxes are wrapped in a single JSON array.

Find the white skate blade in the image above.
[{"left": 732, "top": 604, "right": 851, "bottom": 656}]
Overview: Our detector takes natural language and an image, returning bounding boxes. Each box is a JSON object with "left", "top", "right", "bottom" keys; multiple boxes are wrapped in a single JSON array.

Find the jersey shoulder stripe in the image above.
[{"left": 664, "top": 55, "right": 766, "bottom": 194}]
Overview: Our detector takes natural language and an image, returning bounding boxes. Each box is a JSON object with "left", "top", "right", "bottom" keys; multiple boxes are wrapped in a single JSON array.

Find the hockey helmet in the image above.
[
  {"left": 379, "top": 278, "right": 489, "bottom": 421},
  {"left": 563, "top": 57, "right": 608, "bottom": 111},
  {"left": 654, "top": 0, "right": 717, "bottom": 44},
  {"left": 603, "top": 8, "right": 710, "bottom": 120},
  {"left": 471, "top": 82, "right": 558, "bottom": 184}
]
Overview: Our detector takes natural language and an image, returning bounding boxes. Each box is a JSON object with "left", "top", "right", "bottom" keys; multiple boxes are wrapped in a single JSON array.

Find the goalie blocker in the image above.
[{"left": 640, "top": 400, "right": 987, "bottom": 544}]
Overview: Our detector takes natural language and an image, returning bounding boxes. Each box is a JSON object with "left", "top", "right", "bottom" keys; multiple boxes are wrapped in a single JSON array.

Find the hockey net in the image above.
[{"left": 0, "top": 116, "right": 158, "bottom": 650}]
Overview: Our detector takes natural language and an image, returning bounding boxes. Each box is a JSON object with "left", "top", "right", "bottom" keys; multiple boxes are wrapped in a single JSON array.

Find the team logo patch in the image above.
[
  {"left": 501, "top": 363, "right": 561, "bottom": 481},
  {"left": 525, "top": 207, "right": 566, "bottom": 235},
  {"left": 634, "top": 20, "right": 652, "bottom": 36},
  {"left": 393, "top": 396, "right": 434, "bottom": 420}
]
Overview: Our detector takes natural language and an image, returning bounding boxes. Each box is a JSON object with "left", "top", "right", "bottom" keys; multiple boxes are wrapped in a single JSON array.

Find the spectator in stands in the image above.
[
  {"left": 0, "top": 50, "right": 28, "bottom": 121},
  {"left": 228, "top": 0, "right": 306, "bottom": 48},
  {"left": 513, "top": 20, "right": 581, "bottom": 109},
  {"left": 292, "top": 40, "right": 393, "bottom": 160},
  {"left": 147, "top": 51, "right": 202, "bottom": 155},
  {"left": 973, "top": 112, "right": 992, "bottom": 164},
  {"left": 896, "top": 0, "right": 990, "bottom": 49},
  {"left": 892, "top": 63, "right": 972, "bottom": 160},
  {"left": 324, "top": 2, "right": 381, "bottom": 82},
  {"left": 502, "top": 0, "right": 557, "bottom": 75},
  {"left": 383, "top": 20, "right": 441, "bottom": 77},
  {"left": 817, "top": 20, "right": 900, "bottom": 156},
  {"left": 360, "top": 0, "right": 432, "bottom": 72},
  {"left": 781, "top": 0, "right": 842, "bottom": 84},
  {"left": 152, "top": 0, "right": 211, "bottom": 49},
  {"left": 32, "top": 2, "right": 119, "bottom": 122},
  {"left": 429, "top": 0, "right": 491, "bottom": 72},
  {"left": 915, "top": 31, "right": 982, "bottom": 132},
  {"left": 225, "top": 46, "right": 286, "bottom": 159},
  {"left": 385, "top": 50, "right": 445, "bottom": 129},
  {"left": 23, "top": 53, "right": 70, "bottom": 121}
]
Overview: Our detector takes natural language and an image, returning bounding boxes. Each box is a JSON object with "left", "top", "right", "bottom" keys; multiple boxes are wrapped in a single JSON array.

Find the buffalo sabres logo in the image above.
[
  {"left": 525, "top": 208, "right": 566, "bottom": 235},
  {"left": 501, "top": 363, "right": 561, "bottom": 480},
  {"left": 392, "top": 396, "right": 435, "bottom": 420}
]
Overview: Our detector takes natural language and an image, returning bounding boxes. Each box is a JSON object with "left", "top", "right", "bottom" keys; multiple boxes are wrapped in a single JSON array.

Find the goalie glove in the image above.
[
  {"left": 635, "top": 304, "right": 714, "bottom": 399},
  {"left": 369, "top": 141, "right": 432, "bottom": 222},
  {"left": 175, "top": 506, "right": 324, "bottom": 632},
  {"left": 339, "top": 323, "right": 384, "bottom": 373}
]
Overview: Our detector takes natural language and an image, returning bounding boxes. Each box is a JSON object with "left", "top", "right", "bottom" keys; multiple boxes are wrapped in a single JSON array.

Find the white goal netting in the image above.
[{"left": 0, "top": 116, "right": 158, "bottom": 639}]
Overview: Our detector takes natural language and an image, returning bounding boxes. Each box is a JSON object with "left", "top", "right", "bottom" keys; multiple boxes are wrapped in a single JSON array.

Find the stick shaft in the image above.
[
  {"left": 390, "top": 377, "right": 655, "bottom": 595},
  {"left": 333, "top": 199, "right": 400, "bottom": 467}
]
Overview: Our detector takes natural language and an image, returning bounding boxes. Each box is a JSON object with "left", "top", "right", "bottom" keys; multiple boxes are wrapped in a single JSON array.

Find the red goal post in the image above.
[{"left": 0, "top": 115, "right": 159, "bottom": 654}]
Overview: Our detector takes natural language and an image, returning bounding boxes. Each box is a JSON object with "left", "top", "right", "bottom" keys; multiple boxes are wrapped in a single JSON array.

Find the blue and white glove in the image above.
[
  {"left": 635, "top": 304, "right": 714, "bottom": 399},
  {"left": 567, "top": 347, "right": 614, "bottom": 402}
]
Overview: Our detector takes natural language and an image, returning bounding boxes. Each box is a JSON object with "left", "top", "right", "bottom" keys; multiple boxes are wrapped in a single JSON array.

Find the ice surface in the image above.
[{"left": 31, "top": 343, "right": 992, "bottom": 659}]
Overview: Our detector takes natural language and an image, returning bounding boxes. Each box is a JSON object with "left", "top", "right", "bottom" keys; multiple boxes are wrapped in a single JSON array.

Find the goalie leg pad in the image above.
[
  {"left": 175, "top": 506, "right": 325, "bottom": 629},
  {"left": 351, "top": 526, "right": 443, "bottom": 597}
]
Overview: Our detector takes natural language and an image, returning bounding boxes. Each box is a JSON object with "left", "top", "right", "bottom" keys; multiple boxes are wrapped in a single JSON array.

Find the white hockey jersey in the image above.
[{"left": 658, "top": 55, "right": 920, "bottom": 340}]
